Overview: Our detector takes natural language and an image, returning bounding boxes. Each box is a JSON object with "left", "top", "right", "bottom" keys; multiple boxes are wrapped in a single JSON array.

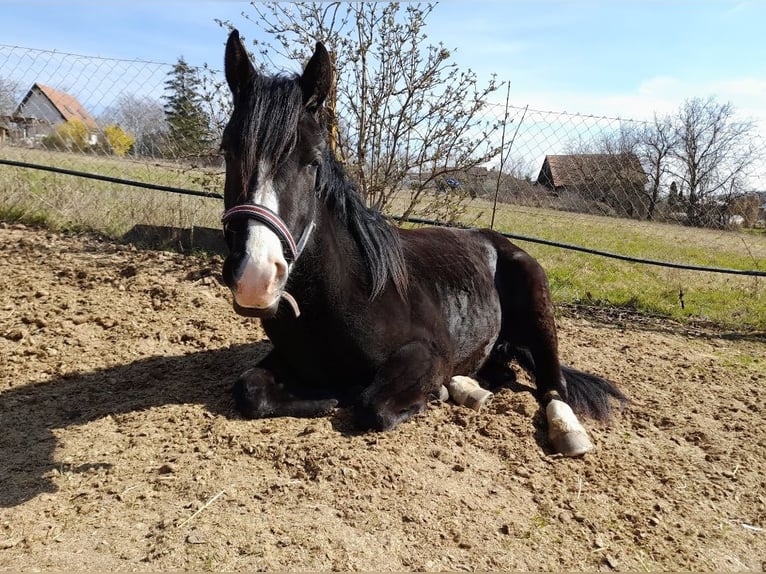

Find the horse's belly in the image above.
[
  {"left": 441, "top": 287, "right": 502, "bottom": 374},
  {"left": 406, "top": 227, "right": 503, "bottom": 375}
]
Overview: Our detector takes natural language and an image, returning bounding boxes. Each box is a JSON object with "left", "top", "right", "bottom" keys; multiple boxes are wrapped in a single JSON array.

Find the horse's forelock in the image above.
[{"left": 240, "top": 73, "right": 304, "bottom": 171}]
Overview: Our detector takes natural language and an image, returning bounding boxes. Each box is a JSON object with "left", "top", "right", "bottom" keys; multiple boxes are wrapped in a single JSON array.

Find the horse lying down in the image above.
[{"left": 218, "top": 29, "right": 628, "bottom": 457}]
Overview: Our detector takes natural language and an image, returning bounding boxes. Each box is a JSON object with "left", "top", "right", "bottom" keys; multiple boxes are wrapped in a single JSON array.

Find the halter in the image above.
[
  {"left": 221, "top": 203, "right": 315, "bottom": 265},
  {"left": 221, "top": 203, "right": 315, "bottom": 317}
]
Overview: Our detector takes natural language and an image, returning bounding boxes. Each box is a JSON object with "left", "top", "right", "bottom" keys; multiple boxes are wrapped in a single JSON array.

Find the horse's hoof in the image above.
[
  {"left": 549, "top": 429, "right": 594, "bottom": 457},
  {"left": 546, "top": 399, "right": 594, "bottom": 457},
  {"left": 447, "top": 376, "right": 493, "bottom": 411}
]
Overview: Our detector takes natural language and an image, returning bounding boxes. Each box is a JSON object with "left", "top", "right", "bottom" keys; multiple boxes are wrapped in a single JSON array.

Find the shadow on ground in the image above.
[
  {"left": 0, "top": 342, "right": 269, "bottom": 507},
  {"left": 122, "top": 224, "right": 226, "bottom": 256}
]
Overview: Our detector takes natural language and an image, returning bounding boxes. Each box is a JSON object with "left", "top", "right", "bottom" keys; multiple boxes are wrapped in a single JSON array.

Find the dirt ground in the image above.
[{"left": 0, "top": 223, "right": 764, "bottom": 572}]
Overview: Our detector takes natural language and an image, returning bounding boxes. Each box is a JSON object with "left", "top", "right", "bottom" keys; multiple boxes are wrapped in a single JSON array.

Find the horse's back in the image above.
[
  {"left": 398, "top": 225, "right": 535, "bottom": 282},
  {"left": 398, "top": 226, "right": 503, "bottom": 274}
]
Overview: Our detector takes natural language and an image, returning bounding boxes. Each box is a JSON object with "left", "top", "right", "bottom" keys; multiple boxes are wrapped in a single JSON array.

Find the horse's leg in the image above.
[
  {"left": 496, "top": 246, "right": 595, "bottom": 456},
  {"left": 233, "top": 351, "right": 338, "bottom": 419},
  {"left": 354, "top": 340, "right": 450, "bottom": 431},
  {"left": 517, "top": 311, "right": 595, "bottom": 457},
  {"left": 446, "top": 375, "right": 494, "bottom": 410}
]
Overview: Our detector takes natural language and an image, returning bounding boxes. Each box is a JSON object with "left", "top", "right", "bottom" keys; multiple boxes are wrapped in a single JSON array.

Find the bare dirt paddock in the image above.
[{"left": 0, "top": 223, "right": 764, "bottom": 572}]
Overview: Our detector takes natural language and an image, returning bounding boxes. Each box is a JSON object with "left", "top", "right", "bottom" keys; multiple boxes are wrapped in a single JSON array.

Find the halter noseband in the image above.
[
  {"left": 221, "top": 203, "right": 315, "bottom": 318},
  {"left": 221, "top": 203, "right": 315, "bottom": 265}
]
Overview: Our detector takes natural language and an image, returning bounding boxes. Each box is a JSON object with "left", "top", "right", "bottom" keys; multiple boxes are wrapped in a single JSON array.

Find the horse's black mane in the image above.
[
  {"left": 316, "top": 147, "right": 408, "bottom": 298},
  {"left": 243, "top": 71, "right": 408, "bottom": 299}
]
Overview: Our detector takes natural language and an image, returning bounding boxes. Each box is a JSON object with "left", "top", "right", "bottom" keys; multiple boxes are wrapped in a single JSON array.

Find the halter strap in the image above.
[
  {"left": 221, "top": 203, "right": 315, "bottom": 317},
  {"left": 221, "top": 203, "right": 315, "bottom": 265}
]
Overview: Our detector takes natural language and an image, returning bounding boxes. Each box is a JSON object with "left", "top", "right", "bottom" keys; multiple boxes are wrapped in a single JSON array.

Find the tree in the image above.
[
  {"left": 197, "top": 63, "right": 233, "bottom": 145},
  {"left": 42, "top": 118, "right": 90, "bottom": 151},
  {"left": 224, "top": 2, "right": 502, "bottom": 218},
  {"left": 103, "top": 124, "right": 135, "bottom": 156},
  {"left": 163, "top": 57, "right": 214, "bottom": 158},
  {"left": 630, "top": 114, "right": 676, "bottom": 221},
  {"left": 0, "top": 77, "right": 20, "bottom": 116},
  {"left": 670, "top": 97, "right": 759, "bottom": 227},
  {"left": 100, "top": 94, "right": 168, "bottom": 157}
]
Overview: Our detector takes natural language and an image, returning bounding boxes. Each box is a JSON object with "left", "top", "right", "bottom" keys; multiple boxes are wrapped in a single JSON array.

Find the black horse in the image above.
[{"left": 219, "top": 30, "right": 626, "bottom": 456}]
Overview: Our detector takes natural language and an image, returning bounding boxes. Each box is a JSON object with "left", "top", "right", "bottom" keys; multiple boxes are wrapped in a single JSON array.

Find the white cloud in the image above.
[{"left": 495, "top": 74, "right": 766, "bottom": 132}]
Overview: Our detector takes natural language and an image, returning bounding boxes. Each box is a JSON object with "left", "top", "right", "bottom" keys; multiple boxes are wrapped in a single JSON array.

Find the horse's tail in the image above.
[
  {"left": 561, "top": 365, "right": 628, "bottom": 422},
  {"left": 512, "top": 347, "right": 628, "bottom": 421}
]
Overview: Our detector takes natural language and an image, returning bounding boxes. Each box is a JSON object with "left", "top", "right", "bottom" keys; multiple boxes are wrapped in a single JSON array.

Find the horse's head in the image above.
[{"left": 220, "top": 30, "right": 332, "bottom": 317}]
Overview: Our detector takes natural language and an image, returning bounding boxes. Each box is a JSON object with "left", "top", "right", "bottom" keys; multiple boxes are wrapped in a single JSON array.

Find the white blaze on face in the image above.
[{"left": 232, "top": 162, "right": 289, "bottom": 309}]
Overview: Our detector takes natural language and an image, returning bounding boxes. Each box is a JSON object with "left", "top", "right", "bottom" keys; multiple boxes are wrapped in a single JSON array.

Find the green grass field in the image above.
[
  {"left": 1, "top": 146, "right": 764, "bottom": 329},
  {"left": 0, "top": 147, "right": 224, "bottom": 236}
]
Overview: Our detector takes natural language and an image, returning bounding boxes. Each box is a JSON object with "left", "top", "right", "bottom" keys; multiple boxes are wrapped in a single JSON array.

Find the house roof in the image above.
[
  {"left": 537, "top": 153, "right": 646, "bottom": 189},
  {"left": 22, "top": 83, "right": 98, "bottom": 130}
]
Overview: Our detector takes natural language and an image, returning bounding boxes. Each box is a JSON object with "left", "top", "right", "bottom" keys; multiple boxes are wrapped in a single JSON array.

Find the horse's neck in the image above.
[
  {"left": 312, "top": 163, "right": 368, "bottom": 276},
  {"left": 293, "top": 159, "right": 405, "bottom": 305},
  {"left": 295, "top": 202, "right": 367, "bottom": 300}
]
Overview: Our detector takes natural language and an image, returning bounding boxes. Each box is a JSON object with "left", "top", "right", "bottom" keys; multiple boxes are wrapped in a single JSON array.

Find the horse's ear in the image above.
[
  {"left": 225, "top": 29, "right": 255, "bottom": 96},
  {"left": 299, "top": 42, "right": 333, "bottom": 112}
]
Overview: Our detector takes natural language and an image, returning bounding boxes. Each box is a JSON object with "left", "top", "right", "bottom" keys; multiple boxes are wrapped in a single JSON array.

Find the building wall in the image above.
[
  {"left": 535, "top": 160, "right": 554, "bottom": 189},
  {"left": 15, "top": 88, "right": 63, "bottom": 138}
]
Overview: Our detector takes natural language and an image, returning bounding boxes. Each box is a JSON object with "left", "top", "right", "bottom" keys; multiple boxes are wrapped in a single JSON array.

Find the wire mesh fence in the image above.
[{"left": 1, "top": 44, "right": 764, "bottom": 328}]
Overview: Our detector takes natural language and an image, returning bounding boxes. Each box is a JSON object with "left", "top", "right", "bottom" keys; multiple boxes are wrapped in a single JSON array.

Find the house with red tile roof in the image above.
[{"left": 12, "top": 83, "right": 98, "bottom": 142}]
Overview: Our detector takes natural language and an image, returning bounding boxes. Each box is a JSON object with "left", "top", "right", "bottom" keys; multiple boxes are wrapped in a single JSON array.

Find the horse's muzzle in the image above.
[{"left": 222, "top": 251, "right": 287, "bottom": 316}]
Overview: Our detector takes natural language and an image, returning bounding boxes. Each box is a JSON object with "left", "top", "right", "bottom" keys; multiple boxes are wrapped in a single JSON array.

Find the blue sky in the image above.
[{"left": 2, "top": 0, "right": 765, "bottom": 127}]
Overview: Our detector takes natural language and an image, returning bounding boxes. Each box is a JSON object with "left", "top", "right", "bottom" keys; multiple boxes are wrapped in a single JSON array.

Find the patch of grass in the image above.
[
  {"left": 713, "top": 349, "right": 764, "bottom": 371},
  {"left": 1, "top": 147, "right": 223, "bottom": 237},
  {"left": 531, "top": 515, "right": 550, "bottom": 529}
]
